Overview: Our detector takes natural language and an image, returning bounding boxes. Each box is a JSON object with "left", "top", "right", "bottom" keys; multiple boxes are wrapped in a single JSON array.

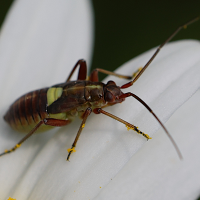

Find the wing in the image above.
[{"left": 47, "top": 95, "right": 86, "bottom": 114}]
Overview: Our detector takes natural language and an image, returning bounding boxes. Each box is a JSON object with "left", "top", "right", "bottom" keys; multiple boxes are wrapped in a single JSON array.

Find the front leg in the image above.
[{"left": 67, "top": 107, "right": 92, "bottom": 161}]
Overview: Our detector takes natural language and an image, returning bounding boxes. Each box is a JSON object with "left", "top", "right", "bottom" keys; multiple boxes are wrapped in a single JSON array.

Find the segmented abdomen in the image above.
[{"left": 4, "top": 88, "right": 52, "bottom": 133}]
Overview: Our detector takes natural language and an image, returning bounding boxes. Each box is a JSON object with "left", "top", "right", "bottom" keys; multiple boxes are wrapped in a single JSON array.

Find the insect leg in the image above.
[
  {"left": 89, "top": 68, "right": 132, "bottom": 82},
  {"left": 0, "top": 118, "right": 70, "bottom": 157},
  {"left": 66, "top": 59, "right": 87, "bottom": 82},
  {"left": 67, "top": 107, "right": 92, "bottom": 161},
  {"left": 93, "top": 108, "right": 151, "bottom": 140},
  {"left": 121, "top": 16, "right": 199, "bottom": 89}
]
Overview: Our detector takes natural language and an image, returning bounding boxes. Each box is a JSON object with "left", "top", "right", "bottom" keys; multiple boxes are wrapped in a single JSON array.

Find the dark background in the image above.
[
  {"left": 92, "top": 1, "right": 200, "bottom": 80},
  {"left": 0, "top": 1, "right": 200, "bottom": 199}
]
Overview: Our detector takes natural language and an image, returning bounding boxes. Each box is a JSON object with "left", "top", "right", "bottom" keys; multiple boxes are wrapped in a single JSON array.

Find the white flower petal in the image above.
[
  {"left": 0, "top": 0, "right": 93, "bottom": 199},
  {"left": 95, "top": 40, "right": 200, "bottom": 200},
  {"left": 94, "top": 40, "right": 200, "bottom": 200},
  {"left": 6, "top": 40, "right": 199, "bottom": 199},
  {"left": 0, "top": 2, "right": 200, "bottom": 199},
  {"left": 95, "top": 89, "right": 200, "bottom": 200}
]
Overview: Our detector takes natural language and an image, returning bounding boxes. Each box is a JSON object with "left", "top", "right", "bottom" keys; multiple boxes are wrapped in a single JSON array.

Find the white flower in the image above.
[{"left": 0, "top": 1, "right": 200, "bottom": 200}]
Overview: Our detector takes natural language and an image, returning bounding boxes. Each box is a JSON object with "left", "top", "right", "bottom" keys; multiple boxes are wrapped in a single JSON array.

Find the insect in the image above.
[{"left": 0, "top": 17, "right": 199, "bottom": 161}]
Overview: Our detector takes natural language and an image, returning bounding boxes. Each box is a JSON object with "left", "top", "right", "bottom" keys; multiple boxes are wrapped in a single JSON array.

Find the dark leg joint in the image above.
[{"left": 93, "top": 108, "right": 101, "bottom": 114}]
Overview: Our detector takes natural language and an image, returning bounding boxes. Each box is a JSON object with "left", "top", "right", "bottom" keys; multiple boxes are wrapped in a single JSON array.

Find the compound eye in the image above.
[
  {"left": 107, "top": 81, "right": 116, "bottom": 86},
  {"left": 105, "top": 92, "right": 115, "bottom": 102}
]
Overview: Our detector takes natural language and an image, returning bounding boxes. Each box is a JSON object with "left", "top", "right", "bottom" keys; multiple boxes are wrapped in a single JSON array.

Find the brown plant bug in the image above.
[{"left": 1, "top": 16, "right": 199, "bottom": 161}]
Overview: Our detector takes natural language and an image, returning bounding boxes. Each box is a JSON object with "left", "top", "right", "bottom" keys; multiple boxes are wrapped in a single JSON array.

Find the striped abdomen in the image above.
[{"left": 4, "top": 88, "right": 53, "bottom": 133}]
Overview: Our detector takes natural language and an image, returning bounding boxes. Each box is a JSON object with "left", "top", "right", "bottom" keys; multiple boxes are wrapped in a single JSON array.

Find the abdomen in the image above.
[{"left": 4, "top": 88, "right": 53, "bottom": 133}]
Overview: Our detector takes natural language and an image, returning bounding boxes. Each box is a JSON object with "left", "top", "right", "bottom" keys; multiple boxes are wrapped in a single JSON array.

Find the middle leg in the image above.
[{"left": 67, "top": 107, "right": 92, "bottom": 161}]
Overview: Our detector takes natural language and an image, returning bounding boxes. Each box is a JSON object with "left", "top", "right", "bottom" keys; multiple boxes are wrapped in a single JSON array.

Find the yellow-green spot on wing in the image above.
[
  {"left": 47, "top": 87, "right": 63, "bottom": 106},
  {"left": 47, "top": 87, "right": 67, "bottom": 120}
]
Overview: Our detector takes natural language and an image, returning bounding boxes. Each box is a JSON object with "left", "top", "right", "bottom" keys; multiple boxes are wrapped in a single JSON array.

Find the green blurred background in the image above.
[
  {"left": 0, "top": 1, "right": 200, "bottom": 81},
  {"left": 92, "top": 1, "right": 200, "bottom": 80},
  {"left": 0, "top": 1, "right": 200, "bottom": 199}
]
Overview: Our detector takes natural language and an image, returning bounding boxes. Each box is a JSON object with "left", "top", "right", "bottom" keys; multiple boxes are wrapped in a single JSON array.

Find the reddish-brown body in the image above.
[
  {"left": 4, "top": 88, "right": 49, "bottom": 133},
  {"left": 4, "top": 80, "right": 116, "bottom": 133}
]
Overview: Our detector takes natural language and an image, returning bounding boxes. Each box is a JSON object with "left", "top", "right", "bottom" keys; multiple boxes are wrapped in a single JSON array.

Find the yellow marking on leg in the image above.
[
  {"left": 125, "top": 125, "right": 152, "bottom": 140},
  {"left": 82, "top": 123, "right": 85, "bottom": 128},
  {"left": 4, "top": 144, "right": 22, "bottom": 154},
  {"left": 16, "top": 144, "right": 21, "bottom": 148},
  {"left": 4, "top": 144, "right": 21, "bottom": 153},
  {"left": 67, "top": 147, "right": 76, "bottom": 153},
  {"left": 4, "top": 149, "right": 8, "bottom": 153},
  {"left": 13, "top": 144, "right": 21, "bottom": 151},
  {"left": 126, "top": 125, "right": 133, "bottom": 131},
  {"left": 126, "top": 125, "right": 137, "bottom": 131}
]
